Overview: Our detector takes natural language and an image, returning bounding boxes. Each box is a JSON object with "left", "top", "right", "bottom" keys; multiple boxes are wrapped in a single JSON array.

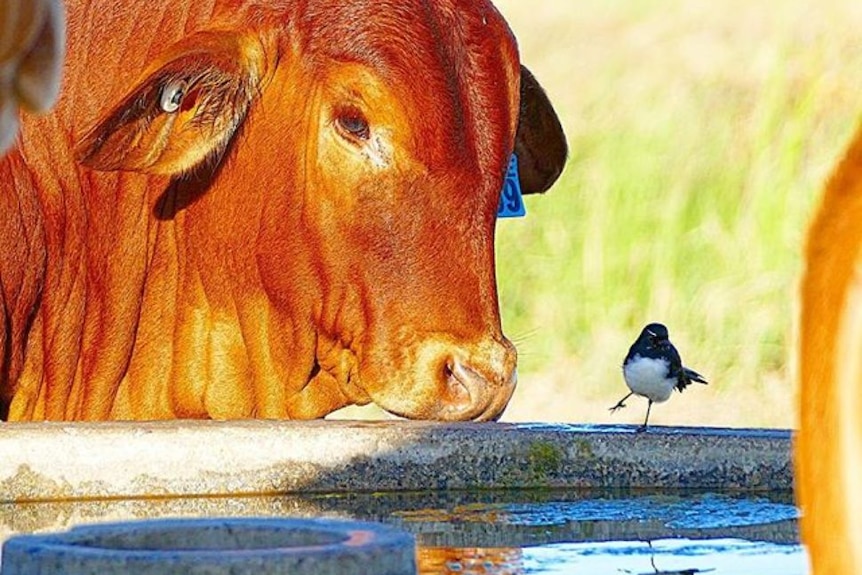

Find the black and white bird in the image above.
[{"left": 610, "top": 322, "right": 707, "bottom": 432}]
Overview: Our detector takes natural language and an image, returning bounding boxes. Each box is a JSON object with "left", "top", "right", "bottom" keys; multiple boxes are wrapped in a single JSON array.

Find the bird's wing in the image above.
[{"left": 667, "top": 347, "right": 688, "bottom": 392}]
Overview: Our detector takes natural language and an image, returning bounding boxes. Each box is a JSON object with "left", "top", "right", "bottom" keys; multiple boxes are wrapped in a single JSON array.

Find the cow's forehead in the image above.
[
  {"left": 298, "top": 0, "right": 514, "bottom": 54},
  {"left": 294, "top": 0, "right": 520, "bottom": 171}
]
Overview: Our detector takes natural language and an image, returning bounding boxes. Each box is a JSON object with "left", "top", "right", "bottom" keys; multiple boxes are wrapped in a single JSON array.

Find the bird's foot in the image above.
[
  {"left": 635, "top": 424, "right": 648, "bottom": 433},
  {"left": 609, "top": 401, "right": 627, "bottom": 413}
]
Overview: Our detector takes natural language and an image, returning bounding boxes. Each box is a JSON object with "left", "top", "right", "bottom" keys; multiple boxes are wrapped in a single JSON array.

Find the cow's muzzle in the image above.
[
  {"left": 365, "top": 334, "right": 518, "bottom": 422},
  {"left": 432, "top": 337, "right": 518, "bottom": 421}
]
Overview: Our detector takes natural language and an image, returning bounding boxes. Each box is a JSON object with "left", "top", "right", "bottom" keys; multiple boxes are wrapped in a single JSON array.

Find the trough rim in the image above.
[{"left": 0, "top": 421, "right": 794, "bottom": 503}]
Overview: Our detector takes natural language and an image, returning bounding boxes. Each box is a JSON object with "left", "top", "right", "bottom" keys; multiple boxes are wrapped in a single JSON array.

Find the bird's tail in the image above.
[
  {"left": 675, "top": 367, "right": 708, "bottom": 393},
  {"left": 683, "top": 367, "right": 708, "bottom": 385}
]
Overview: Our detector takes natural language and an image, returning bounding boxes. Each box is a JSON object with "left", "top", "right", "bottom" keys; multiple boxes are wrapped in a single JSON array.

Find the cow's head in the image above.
[{"left": 74, "top": 0, "right": 567, "bottom": 421}]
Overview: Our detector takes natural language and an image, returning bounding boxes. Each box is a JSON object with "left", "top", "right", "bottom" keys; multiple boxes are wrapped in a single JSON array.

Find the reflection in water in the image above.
[
  {"left": 415, "top": 539, "right": 805, "bottom": 575},
  {"left": 620, "top": 541, "right": 714, "bottom": 575},
  {"left": 522, "top": 539, "right": 805, "bottom": 575},
  {"left": 419, "top": 547, "right": 524, "bottom": 575},
  {"left": 0, "top": 490, "right": 806, "bottom": 574}
]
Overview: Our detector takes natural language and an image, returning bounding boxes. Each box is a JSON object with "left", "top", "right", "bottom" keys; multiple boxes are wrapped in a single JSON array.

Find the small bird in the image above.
[{"left": 610, "top": 323, "right": 707, "bottom": 432}]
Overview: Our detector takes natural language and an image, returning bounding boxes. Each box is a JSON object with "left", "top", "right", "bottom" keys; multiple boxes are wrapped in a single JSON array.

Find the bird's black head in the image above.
[{"left": 638, "top": 322, "right": 670, "bottom": 348}]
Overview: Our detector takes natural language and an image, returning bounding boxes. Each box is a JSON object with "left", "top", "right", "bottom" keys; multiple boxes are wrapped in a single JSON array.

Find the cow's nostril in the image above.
[
  {"left": 442, "top": 357, "right": 503, "bottom": 418},
  {"left": 443, "top": 360, "right": 472, "bottom": 407},
  {"left": 448, "top": 359, "right": 484, "bottom": 388},
  {"left": 447, "top": 341, "right": 517, "bottom": 390},
  {"left": 443, "top": 361, "right": 454, "bottom": 380}
]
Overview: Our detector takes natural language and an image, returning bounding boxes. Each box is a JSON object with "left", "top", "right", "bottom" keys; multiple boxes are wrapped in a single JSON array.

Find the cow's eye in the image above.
[
  {"left": 160, "top": 79, "right": 187, "bottom": 113},
  {"left": 335, "top": 109, "right": 370, "bottom": 142}
]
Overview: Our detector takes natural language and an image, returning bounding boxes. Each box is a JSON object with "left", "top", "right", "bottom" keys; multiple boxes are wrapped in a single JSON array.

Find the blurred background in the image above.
[{"left": 491, "top": 0, "right": 862, "bottom": 429}]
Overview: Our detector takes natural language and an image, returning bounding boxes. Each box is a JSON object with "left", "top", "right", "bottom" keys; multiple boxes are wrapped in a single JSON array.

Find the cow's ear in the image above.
[
  {"left": 75, "top": 31, "right": 265, "bottom": 175},
  {"left": 515, "top": 66, "right": 568, "bottom": 195}
]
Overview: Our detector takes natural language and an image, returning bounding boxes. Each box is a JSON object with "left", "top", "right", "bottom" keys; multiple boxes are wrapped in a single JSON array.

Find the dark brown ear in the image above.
[
  {"left": 515, "top": 65, "right": 568, "bottom": 195},
  {"left": 75, "top": 30, "right": 265, "bottom": 176}
]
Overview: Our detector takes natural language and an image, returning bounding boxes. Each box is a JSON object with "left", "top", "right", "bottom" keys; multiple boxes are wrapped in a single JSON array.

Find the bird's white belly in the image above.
[{"left": 623, "top": 356, "right": 675, "bottom": 402}]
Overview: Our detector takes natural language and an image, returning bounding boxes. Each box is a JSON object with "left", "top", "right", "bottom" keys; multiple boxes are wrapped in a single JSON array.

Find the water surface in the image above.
[{"left": 0, "top": 488, "right": 806, "bottom": 574}]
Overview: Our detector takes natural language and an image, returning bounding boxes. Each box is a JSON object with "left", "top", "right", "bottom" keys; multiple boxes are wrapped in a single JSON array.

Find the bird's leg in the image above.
[
  {"left": 609, "top": 392, "right": 634, "bottom": 413},
  {"left": 637, "top": 400, "right": 653, "bottom": 433}
]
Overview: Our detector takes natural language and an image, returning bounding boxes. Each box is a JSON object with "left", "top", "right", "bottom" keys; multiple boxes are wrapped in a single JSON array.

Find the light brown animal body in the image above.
[{"left": 799, "top": 124, "right": 862, "bottom": 573}]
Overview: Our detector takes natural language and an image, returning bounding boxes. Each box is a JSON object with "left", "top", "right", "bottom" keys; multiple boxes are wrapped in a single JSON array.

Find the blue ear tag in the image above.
[{"left": 497, "top": 153, "right": 526, "bottom": 218}]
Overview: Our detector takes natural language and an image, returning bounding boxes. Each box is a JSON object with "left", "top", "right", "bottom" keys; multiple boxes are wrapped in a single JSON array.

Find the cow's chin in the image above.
[{"left": 357, "top": 336, "right": 519, "bottom": 422}]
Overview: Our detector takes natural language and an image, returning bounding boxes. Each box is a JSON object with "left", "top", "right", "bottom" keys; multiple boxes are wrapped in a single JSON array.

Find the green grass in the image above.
[{"left": 493, "top": 0, "right": 862, "bottom": 427}]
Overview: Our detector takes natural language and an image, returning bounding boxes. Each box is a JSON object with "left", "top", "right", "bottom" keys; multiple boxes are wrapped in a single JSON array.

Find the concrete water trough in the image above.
[
  {"left": 0, "top": 422, "right": 797, "bottom": 574},
  {"left": 0, "top": 421, "right": 791, "bottom": 500}
]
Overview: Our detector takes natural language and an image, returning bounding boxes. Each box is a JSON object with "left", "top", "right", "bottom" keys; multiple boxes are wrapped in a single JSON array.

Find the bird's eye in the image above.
[
  {"left": 160, "top": 79, "right": 188, "bottom": 113},
  {"left": 335, "top": 108, "right": 370, "bottom": 142}
]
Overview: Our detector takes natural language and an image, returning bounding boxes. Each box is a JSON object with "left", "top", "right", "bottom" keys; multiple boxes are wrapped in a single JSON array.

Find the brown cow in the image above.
[
  {"left": 0, "top": 0, "right": 567, "bottom": 422},
  {"left": 798, "top": 124, "right": 862, "bottom": 573},
  {"left": 0, "top": 0, "right": 65, "bottom": 151}
]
